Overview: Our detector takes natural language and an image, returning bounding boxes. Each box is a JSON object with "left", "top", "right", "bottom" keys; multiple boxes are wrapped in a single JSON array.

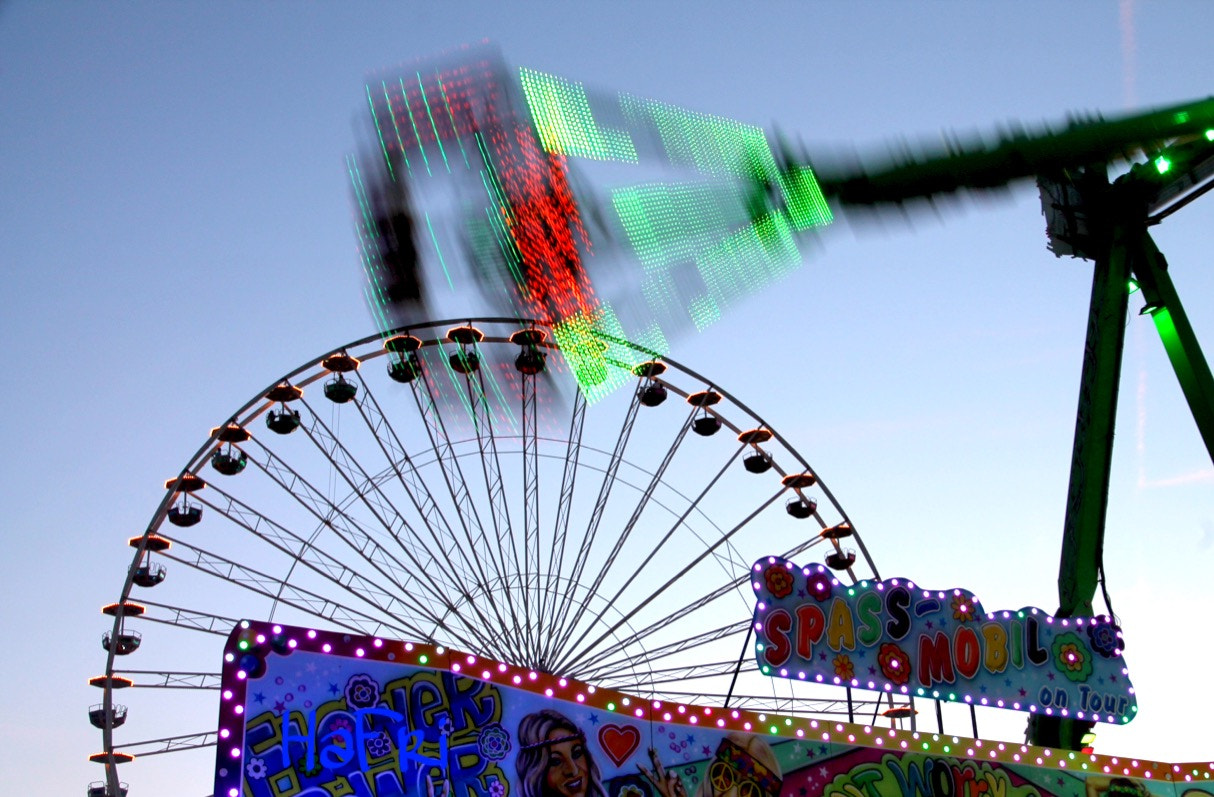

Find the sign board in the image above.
[
  {"left": 749, "top": 558, "right": 1136, "bottom": 724},
  {"left": 214, "top": 620, "right": 1207, "bottom": 797}
]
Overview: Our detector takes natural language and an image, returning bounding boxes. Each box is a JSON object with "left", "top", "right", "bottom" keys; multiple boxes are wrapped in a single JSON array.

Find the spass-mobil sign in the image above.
[{"left": 750, "top": 558, "right": 1135, "bottom": 724}]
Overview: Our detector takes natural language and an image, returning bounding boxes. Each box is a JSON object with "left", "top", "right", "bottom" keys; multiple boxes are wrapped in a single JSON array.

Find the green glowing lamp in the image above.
[{"left": 1153, "top": 154, "right": 1172, "bottom": 174}]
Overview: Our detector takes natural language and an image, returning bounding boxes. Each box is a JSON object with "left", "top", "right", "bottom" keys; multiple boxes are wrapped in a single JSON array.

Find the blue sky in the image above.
[{"left": 2, "top": 1, "right": 1212, "bottom": 793}]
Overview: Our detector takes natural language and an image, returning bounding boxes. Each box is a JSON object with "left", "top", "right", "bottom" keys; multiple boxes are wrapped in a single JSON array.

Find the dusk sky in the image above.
[{"left": 2, "top": 2, "right": 1212, "bottom": 793}]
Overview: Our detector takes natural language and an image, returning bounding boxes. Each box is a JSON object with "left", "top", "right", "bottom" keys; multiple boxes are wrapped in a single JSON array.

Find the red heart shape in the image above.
[{"left": 598, "top": 723, "right": 641, "bottom": 767}]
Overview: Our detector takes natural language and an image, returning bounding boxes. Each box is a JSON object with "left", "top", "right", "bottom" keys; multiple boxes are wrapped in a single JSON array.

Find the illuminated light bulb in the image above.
[{"left": 1154, "top": 155, "right": 1172, "bottom": 174}]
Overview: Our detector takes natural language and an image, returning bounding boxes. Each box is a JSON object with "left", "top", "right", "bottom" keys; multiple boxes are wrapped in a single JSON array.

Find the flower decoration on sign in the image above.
[
  {"left": 1052, "top": 632, "right": 1094, "bottom": 683},
  {"left": 833, "top": 653, "right": 854, "bottom": 680},
  {"left": 805, "top": 570, "right": 833, "bottom": 602},
  {"left": 950, "top": 594, "right": 975, "bottom": 623},
  {"left": 295, "top": 752, "right": 324, "bottom": 778},
  {"left": 764, "top": 564, "right": 794, "bottom": 599},
  {"left": 878, "top": 643, "right": 911, "bottom": 685},
  {"left": 344, "top": 673, "right": 381, "bottom": 709},
  {"left": 1087, "top": 620, "right": 1121, "bottom": 659},
  {"left": 478, "top": 722, "right": 513, "bottom": 761},
  {"left": 246, "top": 757, "right": 268, "bottom": 780},
  {"left": 488, "top": 779, "right": 507, "bottom": 797},
  {"left": 365, "top": 731, "right": 393, "bottom": 759}
]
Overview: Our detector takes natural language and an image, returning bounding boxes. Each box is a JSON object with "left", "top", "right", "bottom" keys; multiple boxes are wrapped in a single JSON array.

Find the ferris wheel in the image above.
[{"left": 90, "top": 316, "right": 884, "bottom": 794}]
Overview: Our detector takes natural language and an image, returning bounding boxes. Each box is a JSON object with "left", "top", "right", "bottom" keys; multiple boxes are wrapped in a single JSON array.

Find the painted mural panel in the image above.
[{"left": 214, "top": 621, "right": 1210, "bottom": 797}]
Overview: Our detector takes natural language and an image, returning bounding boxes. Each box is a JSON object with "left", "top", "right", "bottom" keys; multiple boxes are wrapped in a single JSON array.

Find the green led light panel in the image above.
[
  {"left": 781, "top": 165, "right": 833, "bottom": 230},
  {"left": 520, "top": 69, "right": 637, "bottom": 162}
]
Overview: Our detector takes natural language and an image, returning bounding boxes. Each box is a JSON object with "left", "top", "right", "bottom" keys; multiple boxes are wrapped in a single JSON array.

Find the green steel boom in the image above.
[
  {"left": 813, "top": 96, "right": 1214, "bottom": 205},
  {"left": 801, "top": 96, "right": 1214, "bottom": 750}
]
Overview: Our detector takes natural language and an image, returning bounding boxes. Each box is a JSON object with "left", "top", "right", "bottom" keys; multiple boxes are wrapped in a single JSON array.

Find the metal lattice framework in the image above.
[{"left": 93, "top": 317, "right": 886, "bottom": 792}]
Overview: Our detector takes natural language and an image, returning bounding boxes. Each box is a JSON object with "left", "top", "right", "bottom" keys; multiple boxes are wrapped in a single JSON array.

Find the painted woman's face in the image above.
[{"left": 544, "top": 731, "right": 589, "bottom": 797}]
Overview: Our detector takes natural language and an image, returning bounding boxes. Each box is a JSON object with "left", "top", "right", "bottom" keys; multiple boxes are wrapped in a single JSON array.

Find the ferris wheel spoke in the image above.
[
  {"left": 294, "top": 396, "right": 474, "bottom": 585},
  {"left": 351, "top": 375, "right": 535, "bottom": 653},
  {"left": 556, "top": 427, "right": 733, "bottom": 669},
  {"left": 408, "top": 367, "right": 529, "bottom": 661},
  {"left": 579, "top": 616, "right": 751, "bottom": 683},
  {"left": 196, "top": 486, "right": 451, "bottom": 630},
  {"left": 520, "top": 366, "right": 541, "bottom": 659},
  {"left": 548, "top": 407, "right": 694, "bottom": 659},
  {"left": 546, "top": 385, "right": 643, "bottom": 665},
  {"left": 135, "top": 599, "right": 238, "bottom": 636},
  {"left": 559, "top": 528, "right": 826, "bottom": 679},
  {"left": 112, "top": 670, "right": 221, "bottom": 689},
  {"left": 155, "top": 540, "right": 423, "bottom": 640},
  {"left": 560, "top": 487, "right": 783, "bottom": 675},
  {"left": 352, "top": 376, "right": 471, "bottom": 578},
  {"left": 114, "top": 731, "right": 217, "bottom": 757},
  {"left": 537, "top": 388, "right": 587, "bottom": 667},
  {"left": 240, "top": 437, "right": 475, "bottom": 633},
  {"left": 462, "top": 363, "right": 531, "bottom": 658},
  {"left": 592, "top": 658, "right": 744, "bottom": 687},
  {"left": 645, "top": 691, "right": 857, "bottom": 717}
]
